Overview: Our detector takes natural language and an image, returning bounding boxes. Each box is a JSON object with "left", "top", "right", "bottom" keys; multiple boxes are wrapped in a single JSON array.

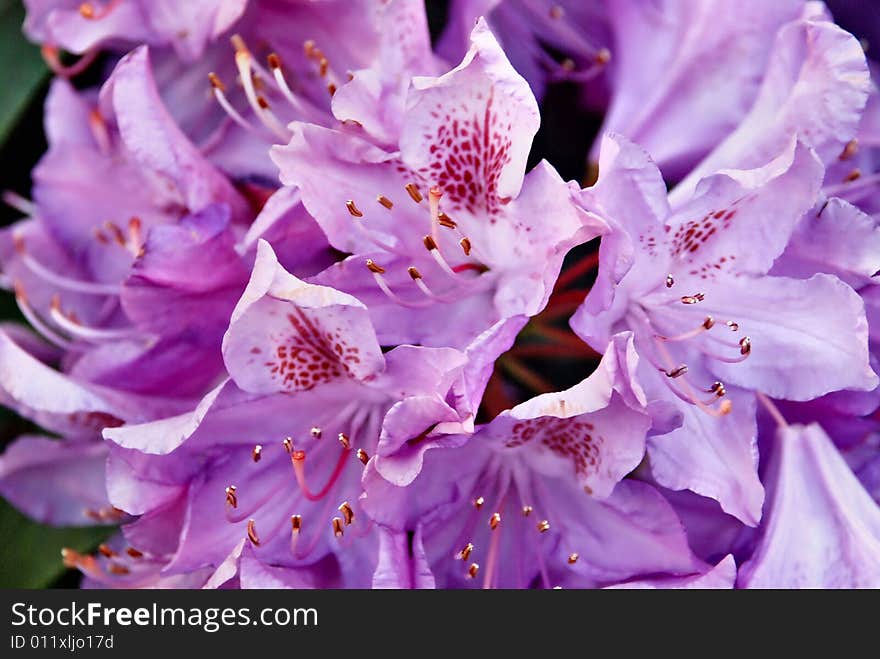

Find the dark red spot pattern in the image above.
[
  {"left": 506, "top": 418, "right": 604, "bottom": 478},
  {"left": 263, "top": 308, "right": 361, "bottom": 391},
  {"left": 413, "top": 89, "right": 514, "bottom": 221}
]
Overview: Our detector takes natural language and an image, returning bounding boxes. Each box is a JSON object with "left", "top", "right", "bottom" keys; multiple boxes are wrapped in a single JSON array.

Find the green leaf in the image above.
[
  {"left": 0, "top": 1, "right": 48, "bottom": 148},
  {"left": 0, "top": 497, "right": 114, "bottom": 588}
]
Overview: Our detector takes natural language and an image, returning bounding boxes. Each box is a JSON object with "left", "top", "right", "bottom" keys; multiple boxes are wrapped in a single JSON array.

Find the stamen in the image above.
[
  {"left": 458, "top": 543, "right": 474, "bottom": 561},
  {"left": 78, "top": 0, "right": 121, "bottom": 20},
  {"left": 14, "top": 234, "right": 122, "bottom": 295},
  {"left": 537, "top": 520, "right": 551, "bottom": 533},
  {"left": 209, "top": 72, "right": 256, "bottom": 132},
  {"left": 459, "top": 237, "right": 472, "bottom": 256},
  {"left": 366, "top": 261, "right": 432, "bottom": 309},
  {"left": 726, "top": 320, "right": 739, "bottom": 331},
  {"left": 310, "top": 427, "right": 322, "bottom": 440},
  {"left": 225, "top": 485, "right": 238, "bottom": 508},
  {"left": 338, "top": 501, "right": 354, "bottom": 525},
  {"left": 843, "top": 168, "right": 862, "bottom": 183},
  {"left": 97, "top": 544, "right": 116, "bottom": 558},
  {"left": 377, "top": 195, "right": 394, "bottom": 209},
  {"left": 234, "top": 41, "right": 291, "bottom": 140},
  {"left": 489, "top": 512, "right": 501, "bottom": 530},
  {"left": 252, "top": 445, "right": 262, "bottom": 462},
  {"left": 405, "top": 183, "right": 423, "bottom": 203},
  {"left": 521, "top": 505, "right": 533, "bottom": 516},
  {"left": 839, "top": 139, "right": 859, "bottom": 161},
  {"left": 665, "top": 364, "right": 688, "bottom": 378},
  {"left": 247, "top": 519, "right": 260, "bottom": 546},
  {"left": 332, "top": 517, "right": 344, "bottom": 538},
  {"left": 356, "top": 448, "right": 369, "bottom": 465},
  {"left": 126, "top": 547, "right": 143, "bottom": 559},
  {"left": 567, "top": 553, "right": 579, "bottom": 564},
  {"left": 338, "top": 433, "right": 350, "bottom": 449},
  {"left": 680, "top": 293, "right": 705, "bottom": 305},
  {"left": 549, "top": 5, "right": 564, "bottom": 19},
  {"left": 49, "top": 297, "right": 140, "bottom": 343},
  {"left": 366, "top": 259, "right": 385, "bottom": 274},
  {"left": 474, "top": 496, "right": 485, "bottom": 509},
  {"left": 466, "top": 563, "right": 480, "bottom": 579},
  {"left": 438, "top": 212, "right": 456, "bottom": 228},
  {"left": 41, "top": 45, "right": 99, "bottom": 78},
  {"left": 290, "top": 514, "right": 302, "bottom": 554},
  {"left": 666, "top": 274, "right": 674, "bottom": 288},
  {"left": 345, "top": 200, "right": 363, "bottom": 217},
  {"left": 739, "top": 337, "right": 751, "bottom": 355},
  {"left": 283, "top": 437, "right": 293, "bottom": 453},
  {"left": 13, "top": 283, "right": 76, "bottom": 350}
]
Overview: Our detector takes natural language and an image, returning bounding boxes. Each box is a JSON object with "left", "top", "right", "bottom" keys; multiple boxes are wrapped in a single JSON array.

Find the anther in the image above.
[
  {"left": 126, "top": 547, "right": 143, "bottom": 559},
  {"left": 681, "top": 293, "right": 705, "bottom": 304},
  {"left": 708, "top": 382, "right": 726, "bottom": 397},
  {"left": 310, "top": 427, "right": 322, "bottom": 439},
  {"left": 291, "top": 515, "right": 302, "bottom": 532},
  {"left": 666, "top": 274, "right": 675, "bottom": 288},
  {"left": 283, "top": 437, "right": 293, "bottom": 453},
  {"left": 474, "top": 496, "right": 485, "bottom": 509},
  {"left": 225, "top": 485, "right": 238, "bottom": 508},
  {"left": 595, "top": 48, "right": 612, "bottom": 65},
  {"left": 839, "top": 139, "right": 858, "bottom": 161},
  {"left": 338, "top": 433, "right": 351, "bottom": 449},
  {"left": 405, "top": 183, "right": 423, "bottom": 203},
  {"left": 549, "top": 5, "right": 564, "bottom": 19},
  {"left": 521, "top": 505, "right": 533, "bottom": 516},
  {"left": 108, "top": 563, "right": 130, "bottom": 576},
  {"left": 459, "top": 237, "right": 472, "bottom": 256},
  {"left": 365, "top": 259, "right": 385, "bottom": 274},
  {"left": 423, "top": 235, "right": 438, "bottom": 252},
  {"left": 467, "top": 563, "right": 480, "bottom": 579},
  {"left": 665, "top": 364, "right": 688, "bottom": 379},
  {"left": 345, "top": 200, "right": 363, "bottom": 217},
  {"left": 537, "top": 520, "right": 551, "bottom": 533},
  {"left": 438, "top": 212, "right": 456, "bottom": 228},
  {"left": 458, "top": 543, "right": 474, "bottom": 561},
  {"left": 407, "top": 266, "right": 422, "bottom": 280},
  {"left": 356, "top": 448, "right": 369, "bottom": 465},
  {"left": 332, "top": 517, "right": 344, "bottom": 537},
  {"left": 568, "top": 553, "right": 579, "bottom": 564},
  {"left": 252, "top": 445, "right": 262, "bottom": 462},
  {"left": 327, "top": 83, "right": 337, "bottom": 96},
  {"left": 267, "top": 52, "right": 282, "bottom": 70},
  {"left": 702, "top": 316, "right": 715, "bottom": 330},
  {"left": 489, "top": 512, "right": 501, "bottom": 530},
  {"left": 208, "top": 72, "right": 226, "bottom": 91},
  {"left": 377, "top": 195, "right": 394, "bottom": 209},
  {"left": 844, "top": 168, "right": 862, "bottom": 183},
  {"left": 247, "top": 519, "right": 260, "bottom": 546},
  {"left": 739, "top": 337, "right": 751, "bottom": 355},
  {"left": 97, "top": 544, "right": 116, "bottom": 558},
  {"left": 338, "top": 501, "right": 355, "bottom": 525},
  {"left": 726, "top": 320, "right": 739, "bottom": 331}
]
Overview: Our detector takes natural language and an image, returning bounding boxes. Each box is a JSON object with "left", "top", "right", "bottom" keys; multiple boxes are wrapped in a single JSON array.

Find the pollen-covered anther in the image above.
[
  {"left": 310, "top": 427, "right": 322, "bottom": 440},
  {"left": 246, "top": 519, "right": 260, "bottom": 546},
  {"left": 666, "top": 274, "right": 675, "bottom": 288},
  {"left": 377, "top": 195, "right": 394, "bottom": 209},
  {"left": 708, "top": 381, "right": 726, "bottom": 398},
  {"left": 489, "top": 512, "right": 502, "bottom": 530},
  {"left": 438, "top": 212, "right": 457, "bottom": 228},
  {"left": 458, "top": 543, "right": 474, "bottom": 561},
  {"left": 839, "top": 139, "right": 859, "bottom": 161},
  {"left": 537, "top": 520, "right": 551, "bottom": 533},
  {"left": 423, "top": 235, "right": 438, "bottom": 252},
  {"left": 252, "top": 444, "right": 262, "bottom": 462},
  {"left": 521, "top": 505, "right": 533, "bottom": 516},
  {"left": 665, "top": 364, "right": 688, "bottom": 379},
  {"left": 843, "top": 168, "right": 862, "bottom": 183},
  {"left": 459, "top": 237, "right": 472, "bottom": 256},
  {"left": 338, "top": 501, "right": 355, "bottom": 525},
  {"left": 338, "top": 433, "right": 351, "bottom": 449},
  {"left": 97, "top": 544, "right": 116, "bottom": 558},
  {"left": 681, "top": 293, "right": 705, "bottom": 305},
  {"left": 225, "top": 485, "right": 238, "bottom": 509},
  {"left": 408, "top": 266, "right": 422, "bottom": 280},
  {"left": 356, "top": 448, "right": 369, "bottom": 465},
  {"left": 567, "top": 553, "right": 579, "bottom": 564},
  {"left": 291, "top": 515, "right": 302, "bottom": 532},
  {"left": 739, "top": 337, "right": 752, "bottom": 356},
  {"left": 466, "top": 563, "right": 480, "bottom": 579},
  {"left": 473, "top": 496, "right": 485, "bottom": 509},
  {"left": 405, "top": 182, "right": 423, "bottom": 203},
  {"left": 345, "top": 200, "right": 363, "bottom": 217},
  {"left": 702, "top": 316, "right": 715, "bottom": 330},
  {"left": 283, "top": 437, "right": 293, "bottom": 453},
  {"left": 365, "top": 259, "right": 385, "bottom": 274},
  {"left": 332, "top": 517, "right": 345, "bottom": 538},
  {"left": 726, "top": 320, "right": 739, "bottom": 331}
]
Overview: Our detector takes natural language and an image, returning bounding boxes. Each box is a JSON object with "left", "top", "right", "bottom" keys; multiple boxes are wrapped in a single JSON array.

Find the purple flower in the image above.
[
  {"left": 738, "top": 423, "right": 880, "bottom": 588},
  {"left": 571, "top": 133, "right": 877, "bottom": 525},
  {"left": 96, "top": 241, "right": 467, "bottom": 587},
  {"left": 273, "top": 20, "right": 600, "bottom": 348},
  {"left": 364, "top": 333, "right": 703, "bottom": 588}
]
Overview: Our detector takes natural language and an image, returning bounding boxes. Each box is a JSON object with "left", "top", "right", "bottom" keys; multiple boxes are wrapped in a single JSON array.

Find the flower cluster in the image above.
[{"left": 1, "top": 0, "right": 878, "bottom": 588}]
